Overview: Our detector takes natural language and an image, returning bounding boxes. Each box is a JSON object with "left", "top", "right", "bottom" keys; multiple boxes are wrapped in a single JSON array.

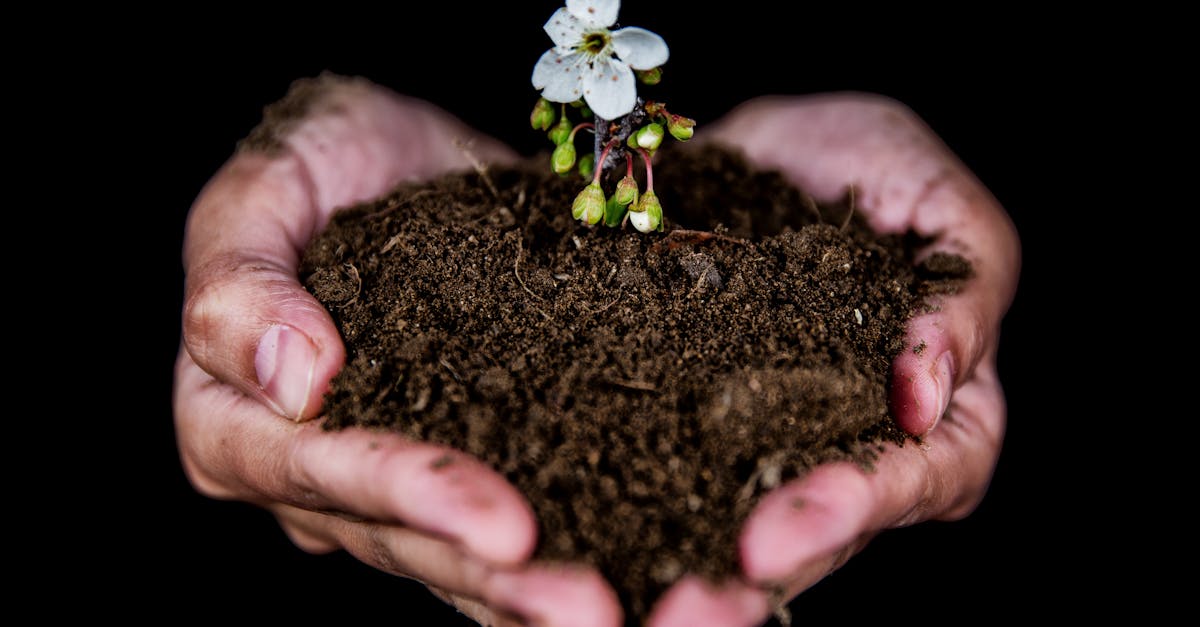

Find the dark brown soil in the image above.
[{"left": 300, "top": 144, "right": 968, "bottom": 623}]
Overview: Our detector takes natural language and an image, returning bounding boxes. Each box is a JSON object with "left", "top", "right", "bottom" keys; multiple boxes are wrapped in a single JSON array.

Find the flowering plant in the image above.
[{"left": 531, "top": 0, "right": 696, "bottom": 232}]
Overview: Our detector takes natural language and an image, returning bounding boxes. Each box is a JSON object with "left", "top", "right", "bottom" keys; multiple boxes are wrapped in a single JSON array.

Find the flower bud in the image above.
[
  {"left": 636, "top": 67, "right": 662, "bottom": 85},
  {"left": 572, "top": 182, "right": 605, "bottom": 224},
  {"left": 603, "top": 193, "right": 628, "bottom": 227},
  {"left": 667, "top": 114, "right": 696, "bottom": 141},
  {"left": 614, "top": 175, "right": 639, "bottom": 206},
  {"left": 636, "top": 123, "right": 665, "bottom": 151},
  {"left": 530, "top": 98, "right": 556, "bottom": 131},
  {"left": 548, "top": 115, "right": 572, "bottom": 145},
  {"left": 552, "top": 141, "right": 577, "bottom": 174},
  {"left": 630, "top": 190, "right": 663, "bottom": 233},
  {"left": 571, "top": 100, "right": 594, "bottom": 118},
  {"left": 577, "top": 153, "right": 596, "bottom": 179}
]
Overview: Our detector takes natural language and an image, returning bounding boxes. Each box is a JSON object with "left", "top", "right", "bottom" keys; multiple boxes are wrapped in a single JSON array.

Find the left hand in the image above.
[{"left": 646, "top": 94, "right": 1020, "bottom": 625}]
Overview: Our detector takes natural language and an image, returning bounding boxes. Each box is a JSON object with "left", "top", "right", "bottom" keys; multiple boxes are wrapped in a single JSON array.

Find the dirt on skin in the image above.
[{"left": 300, "top": 144, "right": 969, "bottom": 623}]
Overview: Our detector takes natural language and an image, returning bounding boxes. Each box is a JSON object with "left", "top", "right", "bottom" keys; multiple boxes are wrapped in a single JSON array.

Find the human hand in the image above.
[
  {"left": 644, "top": 95, "right": 1020, "bottom": 625},
  {"left": 174, "top": 76, "right": 622, "bottom": 627}
]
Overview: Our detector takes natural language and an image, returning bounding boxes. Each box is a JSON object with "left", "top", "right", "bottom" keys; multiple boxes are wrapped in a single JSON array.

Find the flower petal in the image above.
[
  {"left": 543, "top": 7, "right": 588, "bottom": 50},
  {"left": 532, "top": 48, "right": 587, "bottom": 103},
  {"left": 567, "top": 0, "right": 619, "bottom": 28},
  {"left": 612, "top": 27, "right": 669, "bottom": 70},
  {"left": 583, "top": 58, "right": 636, "bottom": 120}
]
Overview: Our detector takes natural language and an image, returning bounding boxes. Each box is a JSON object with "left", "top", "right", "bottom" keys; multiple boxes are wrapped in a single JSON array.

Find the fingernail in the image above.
[
  {"left": 255, "top": 324, "right": 317, "bottom": 421},
  {"left": 928, "top": 352, "right": 955, "bottom": 433}
]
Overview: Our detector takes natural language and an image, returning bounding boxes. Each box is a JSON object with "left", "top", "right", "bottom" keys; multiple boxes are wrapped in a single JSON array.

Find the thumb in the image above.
[
  {"left": 890, "top": 290, "right": 985, "bottom": 436},
  {"left": 181, "top": 75, "right": 517, "bottom": 420},
  {"left": 182, "top": 153, "right": 345, "bottom": 421}
]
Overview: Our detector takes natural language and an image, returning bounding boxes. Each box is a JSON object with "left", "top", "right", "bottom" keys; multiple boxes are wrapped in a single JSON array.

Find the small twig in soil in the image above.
[
  {"left": 439, "top": 358, "right": 463, "bottom": 383},
  {"left": 579, "top": 289, "right": 623, "bottom": 318},
  {"left": 341, "top": 262, "right": 362, "bottom": 307},
  {"left": 606, "top": 378, "right": 657, "bottom": 391},
  {"left": 736, "top": 451, "right": 787, "bottom": 504},
  {"left": 649, "top": 229, "right": 749, "bottom": 255},
  {"left": 840, "top": 185, "right": 858, "bottom": 231},
  {"left": 800, "top": 190, "right": 822, "bottom": 224},
  {"left": 453, "top": 137, "right": 500, "bottom": 199},
  {"left": 514, "top": 240, "right": 553, "bottom": 320},
  {"left": 367, "top": 189, "right": 434, "bottom": 221},
  {"left": 687, "top": 273, "right": 708, "bottom": 299},
  {"left": 769, "top": 588, "right": 793, "bottom": 627}
]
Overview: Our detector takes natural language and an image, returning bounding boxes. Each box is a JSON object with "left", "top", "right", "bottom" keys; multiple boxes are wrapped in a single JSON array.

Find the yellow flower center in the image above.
[{"left": 580, "top": 31, "right": 611, "bottom": 57}]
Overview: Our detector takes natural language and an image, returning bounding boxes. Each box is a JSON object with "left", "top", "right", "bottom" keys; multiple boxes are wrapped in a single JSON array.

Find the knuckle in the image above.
[
  {"left": 182, "top": 253, "right": 304, "bottom": 369},
  {"left": 179, "top": 448, "right": 239, "bottom": 501},
  {"left": 277, "top": 517, "right": 339, "bottom": 554},
  {"left": 181, "top": 254, "right": 246, "bottom": 364}
]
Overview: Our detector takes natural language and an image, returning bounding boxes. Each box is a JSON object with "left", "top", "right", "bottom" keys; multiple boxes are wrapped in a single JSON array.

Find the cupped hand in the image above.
[
  {"left": 174, "top": 76, "right": 621, "bottom": 627},
  {"left": 176, "top": 78, "right": 1018, "bottom": 627},
  {"left": 645, "top": 95, "right": 1020, "bottom": 625}
]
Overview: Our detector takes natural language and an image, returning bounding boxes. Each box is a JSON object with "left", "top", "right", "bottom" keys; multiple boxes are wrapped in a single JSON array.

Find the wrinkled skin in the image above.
[{"left": 175, "top": 79, "right": 1018, "bottom": 627}]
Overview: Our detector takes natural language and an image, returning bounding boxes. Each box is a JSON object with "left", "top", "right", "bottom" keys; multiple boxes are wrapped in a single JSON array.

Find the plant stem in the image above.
[
  {"left": 637, "top": 147, "right": 654, "bottom": 191},
  {"left": 593, "top": 139, "right": 620, "bottom": 185},
  {"left": 593, "top": 114, "right": 604, "bottom": 174}
]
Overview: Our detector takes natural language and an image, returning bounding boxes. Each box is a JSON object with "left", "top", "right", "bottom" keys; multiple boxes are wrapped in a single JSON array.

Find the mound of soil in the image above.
[{"left": 300, "top": 144, "right": 968, "bottom": 622}]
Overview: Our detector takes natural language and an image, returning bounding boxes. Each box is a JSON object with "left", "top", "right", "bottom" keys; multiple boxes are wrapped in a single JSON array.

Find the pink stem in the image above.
[
  {"left": 593, "top": 139, "right": 619, "bottom": 184},
  {"left": 637, "top": 147, "right": 654, "bottom": 191},
  {"left": 567, "top": 122, "right": 595, "bottom": 144}
]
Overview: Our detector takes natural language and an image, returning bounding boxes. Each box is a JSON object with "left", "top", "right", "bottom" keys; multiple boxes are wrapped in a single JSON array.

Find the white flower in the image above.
[{"left": 531, "top": 0, "right": 669, "bottom": 120}]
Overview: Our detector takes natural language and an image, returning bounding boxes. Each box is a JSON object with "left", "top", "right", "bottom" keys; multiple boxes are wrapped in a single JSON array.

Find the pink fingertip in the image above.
[
  {"left": 739, "top": 465, "right": 872, "bottom": 582},
  {"left": 486, "top": 566, "right": 623, "bottom": 627},
  {"left": 647, "top": 577, "right": 768, "bottom": 627},
  {"left": 402, "top": 452, "right": 538, "bottom": 565},
  {"left": 891, "top": 348, "right": 955, "bottom": 436}
]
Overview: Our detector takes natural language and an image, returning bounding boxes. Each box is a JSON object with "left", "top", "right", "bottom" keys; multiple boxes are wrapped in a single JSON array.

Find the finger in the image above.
[
  {"left": 647, "top": 577, "right": 768, "bottom": 627},
  {"left": 279, "top": 502, "right": 620, "bottom": 627},
  {"left": 484, "top": 565, "right": 623, "bottom": 627},
  {"left": 275, "top": 505, "right": 524, "bottom": 627},
  {"left": 739, "top": 368, "right": 1005, "bottom": 582},
  {"left": 710, "top": 95, "right": 1019, "bottom": 435},
  {"left": 175, "top": 353, "right": 537, "bottom": 565},
  {"left": 273, "top": 504, "right": 493, "bottom": 602},
  {"left": 182, "top": 76, "right": 516, "bottom": 421},
  {"left": 428, "top": 587, "right": 525, "bottom": 627},
  {"left": 890, "top": 295, "right": 989, "bottom": 435}
]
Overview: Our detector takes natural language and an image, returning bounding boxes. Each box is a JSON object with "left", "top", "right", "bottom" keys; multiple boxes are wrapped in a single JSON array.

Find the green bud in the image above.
[
  {"left": 614, "top": 175, "right": 639, "bottom": 206},
  {"left": 630, "top": 190, "right": 663, "bottom": 233},
  {"left": 578, "top": 153, "right": 596, "bottom": 179},
  {"left": 552, "top": 141, "right": 577, "bottom": 174},
  {"left": 667, "top": 114, "right": 696, "bottom": 141},
  {"left": 627, "top": 132, "right": 640, "bottom": 149},
  {"left": 636, "top": 67, "right": 663, "bottom": 85},
  {"left": 646, "top": 191, "right": 664, "bottom": 231},
  {"left": 530, "top": 98, "right": 556, "bottom": 131},
  {"left": 570, "top": 100, "right": 593, "bottom": 118},
  {"left": 548, "top": 114, "right": 572, "bottom": 145},
  {"left": 603, "top": 193, "right": 628, "bottom": 227},
  {"left": 572, "top": 182, "right": 605, "bottom": 225},
  {"left": 636, "top": 123, "right": 665, "bottom": 151}
]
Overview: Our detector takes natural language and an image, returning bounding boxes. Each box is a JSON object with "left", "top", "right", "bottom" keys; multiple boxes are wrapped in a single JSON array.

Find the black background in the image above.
[{"left": 105, "top": 2, "right": 1123, "bottom": 622}]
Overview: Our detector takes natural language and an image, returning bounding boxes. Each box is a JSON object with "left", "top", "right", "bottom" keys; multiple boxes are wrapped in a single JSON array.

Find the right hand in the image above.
[{"left": 174, "top": 76, "right": 622, "bottom": 627}]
